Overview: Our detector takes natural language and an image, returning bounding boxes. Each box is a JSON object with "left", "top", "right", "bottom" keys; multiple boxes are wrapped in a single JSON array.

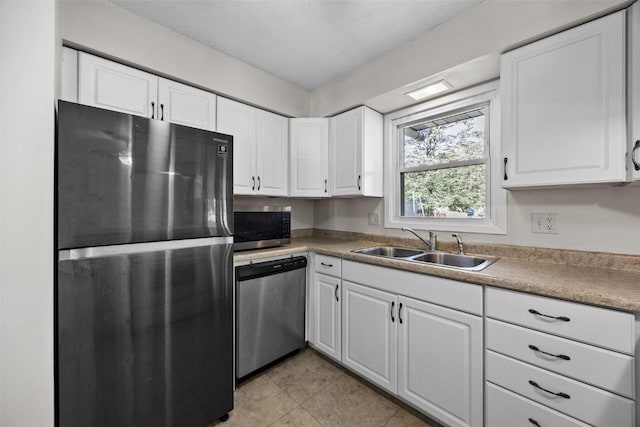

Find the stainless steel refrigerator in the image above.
[{"left": 56, "top": 101, "right": 234, "bottom": 426}]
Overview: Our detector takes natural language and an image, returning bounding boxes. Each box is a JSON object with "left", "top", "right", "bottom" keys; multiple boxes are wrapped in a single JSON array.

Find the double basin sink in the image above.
[{"left": 352, "top": 245, "right": 497, "bottom": 272}]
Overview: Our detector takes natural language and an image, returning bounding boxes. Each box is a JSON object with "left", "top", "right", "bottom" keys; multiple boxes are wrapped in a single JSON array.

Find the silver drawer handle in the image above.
[
  {"left": 529, "top": 380, "right": 570, "bottom": 399},
  {"left": 528, "top": 344, "right": 570, "bottom": 361}
]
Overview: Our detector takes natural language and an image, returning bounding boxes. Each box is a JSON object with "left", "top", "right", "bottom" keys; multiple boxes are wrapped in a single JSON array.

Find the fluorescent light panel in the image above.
[{"left": 406, "top": 80, "right": 452, "bottom": 100}]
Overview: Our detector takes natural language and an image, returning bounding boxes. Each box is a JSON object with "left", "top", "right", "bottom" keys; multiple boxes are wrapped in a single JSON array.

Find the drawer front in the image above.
[
  {"left": 486, "top": 287, "right": 634, "bottom": 354},
  {"left": 314, "top": 254, "right": 341, "bottom": 277},
  {"left": 487, "top": 382, "right": 589, "bottom": 427},
  {"left": 486, "top": 351, "right": 634, "bottom": 426},
  {"left": 487, "top": 319, "right": 634, "bottom": 398}
]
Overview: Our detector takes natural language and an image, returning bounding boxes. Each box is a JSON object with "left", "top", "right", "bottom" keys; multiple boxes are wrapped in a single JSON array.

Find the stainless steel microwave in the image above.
[{"left": 233, "top": 206, "right": 291, "bottom": 251}]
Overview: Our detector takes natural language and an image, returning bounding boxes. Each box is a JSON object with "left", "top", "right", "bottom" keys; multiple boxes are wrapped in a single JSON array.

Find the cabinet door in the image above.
[
  {"left": 78, "top": 52, "right": 158, "bottom": 118},
  {"left": 157, "top": 78, "right": 216, "bottom": 131},
  {"left": 501, "top": 11, "right": 626, "bottom": 187},
  {"left": 397, "top": 296, "right": 483, "bottom": 427},
  {"left": 330, "top": 108, "right": 362, "bottom": 196},
  {"left": 290, "top": 118, "right": 329, "bottom": 197},
  {"left": 61, "top": 47, "right": 78, "bottom": 103},
  {"left": 310, "top": 273, "right": 341, "bottom": 362},
  {"left": 629, "top": 3, "right": 640, "bottom": 181},
  {"left": 216, "top": 98, "right": 256, "bottom": 195},
  {"left": 256, "top": 110, "right": 289, "bottom": 196},
  {"left": 342, "top": 280, "right": 396, "bottom": 394}
]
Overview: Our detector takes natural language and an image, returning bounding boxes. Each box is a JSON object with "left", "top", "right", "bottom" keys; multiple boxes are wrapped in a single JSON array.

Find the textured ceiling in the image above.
[{"left": 109, "top": 0, "right": 484, "bottom": 91}]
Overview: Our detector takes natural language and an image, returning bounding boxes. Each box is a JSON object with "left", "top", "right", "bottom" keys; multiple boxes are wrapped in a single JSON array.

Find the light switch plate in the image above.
[{"left": 532, "top": 213, "right": 558, "bottom": 234}]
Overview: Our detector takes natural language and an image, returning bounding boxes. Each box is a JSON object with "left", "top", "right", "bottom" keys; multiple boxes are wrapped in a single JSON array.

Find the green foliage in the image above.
[{"left": 402, "top": 117, "right": 486, "bottom": 218}]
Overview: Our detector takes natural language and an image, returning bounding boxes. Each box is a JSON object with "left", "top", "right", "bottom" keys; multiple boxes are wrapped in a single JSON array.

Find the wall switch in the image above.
[
  {"left": 368, "top": 212, "right": 380, "bottom": 226},
  {"left": 532, "top": 213, "right": 558, "bottom": 234}
]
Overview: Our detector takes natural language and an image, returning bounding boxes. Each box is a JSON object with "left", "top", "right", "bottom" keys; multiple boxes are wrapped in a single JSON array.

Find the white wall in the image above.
[
  {"left": 311, "top": 0, "right": 629, "bottom": 116},
  {"left": 0, "top": 1, "right": 57, "bottom": 426},
  {"left": 60, "top": 1, "right": 311, "bottom": 117},
  {"left": 314, "top": 185, "right": 640, "bottom": 255}
]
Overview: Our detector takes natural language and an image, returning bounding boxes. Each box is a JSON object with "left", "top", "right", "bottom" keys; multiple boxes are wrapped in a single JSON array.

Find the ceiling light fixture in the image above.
[{"left": 405, "top": 80, "right": 452, "bottom": 100}]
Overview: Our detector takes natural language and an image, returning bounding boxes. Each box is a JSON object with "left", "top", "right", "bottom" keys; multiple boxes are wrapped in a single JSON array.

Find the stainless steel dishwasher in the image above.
[{"left": 235, "top": 256, "right": 307, "bottom": 379}]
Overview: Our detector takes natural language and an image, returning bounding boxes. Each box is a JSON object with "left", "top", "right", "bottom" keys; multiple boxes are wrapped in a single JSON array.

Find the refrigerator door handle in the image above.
[{"left": 59, "top": 236, "right": 234, "bottom": 261}]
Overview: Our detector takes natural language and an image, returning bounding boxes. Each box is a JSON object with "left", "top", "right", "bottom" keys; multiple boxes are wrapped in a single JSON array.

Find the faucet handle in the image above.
[{"left": 452, "top": 233, "right": 464, "bottom": 255}]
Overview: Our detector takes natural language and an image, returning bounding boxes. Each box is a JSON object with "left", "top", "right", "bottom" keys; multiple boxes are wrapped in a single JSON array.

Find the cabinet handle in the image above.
[
  {"left": 528, "top": 418, "right": 542, "bottom": 427},
  {"left": 160, "top": 103, "right": 164, "bottom": 121},
  {"left": 151, "top": 101, "right": 155, "bottom": 119},
  {"left": 528, "top": 309, "right": 570, "bottom": 322},
  {"left": 320, "top": 262, "right": 333, "bottom": 268},
  {"left": 357, "top": 175, "right": 361, "bottom": 190},
  {"left": 528, "top": 380, "right": 570, "bottom": 399},
  {"left": 503, "top": 157, "right": 508, "bottom": 181},
  {"left": 335, "top": 284, "right": 339, "bottom": 302},
  {"left": 632, "top": 140, "right": 640, "bottom": 171},
  {"left": 251, "top": 176, "right": 255, "bottom": 191},
  {"left": 398, "top": 302, "right": 403, "bottom": 324},
  {"left": 391, "top": 301, "right": 395, "bottom": 323},
  {"left": 528, "top": 344, "right": 571, "bottom": 361},
  {"left": 257, "top": 176, "right": 261, "bottom": 191},
  {"left": 324, "top": 179, "right": 328, "bottom": 193}
]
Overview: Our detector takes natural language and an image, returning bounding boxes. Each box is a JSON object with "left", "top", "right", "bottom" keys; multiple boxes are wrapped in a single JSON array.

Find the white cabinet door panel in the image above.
[
  {"left": 290, "top": 118, "right": 329, "bottom": 197},
  {"left": 157, "top": 78, "right": 216, "bottom": 131},
  {"left": 256, "top": 110, "right": 289, "bottom": 196},
  {"left": 61, "top": 47, "right": 78, "bottom": 103},
  {"left": 330, "top": 108, "right": 361, "bottom": 196},
  {"left": 216, "top": 98, "right": 256, "bottom": 195},
  {"left": 501, "top": 11, "right": 626, "bottom": 187},
  {"left": 342, "top": 280, "right": 396, "bottom": 394},
  {"left": 398, "top": 296, "right": 483, "bottom": 427},
  {"left": 312, "top": 273, "right": 341, "bottom": 361},
  {"left": 78, "top": 53, "right": 158, "bottom": 118}
]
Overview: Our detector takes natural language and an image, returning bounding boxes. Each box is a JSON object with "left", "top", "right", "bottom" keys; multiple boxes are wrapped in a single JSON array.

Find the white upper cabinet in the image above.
[
  {"left": 501, "top": 11, "right": 627, "bottom": 188},
  {"left": 77, "top": 52, "right": 216, "bottom": 131},
  {"left": 157, "top": 78, "right": 216, "bottom": 131},
  {"left": 329, "top": 106, "right": 383, "bottom": 197},
  {"left": 256, "top": 110, "right": 289, "bottom": 196},
  {"left": 217, "top": 97, "right": 289, "bottom": 196},
  {"left": 290, "top": 118, "right": 330, "bottom": 197},
  {"left": 61, "top": 47, "right": 78, "bottom": 103},
  {"left": 79, "top": 52, "right": 158, "bottom": 118},
  {"left": 629, "top": 2, "right": 640, "bottom": 180}
]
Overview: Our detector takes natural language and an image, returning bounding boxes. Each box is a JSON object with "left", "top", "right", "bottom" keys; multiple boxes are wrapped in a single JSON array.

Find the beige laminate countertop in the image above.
[{"left": 234, "top": 237, "right": 640, "bottom": 313}]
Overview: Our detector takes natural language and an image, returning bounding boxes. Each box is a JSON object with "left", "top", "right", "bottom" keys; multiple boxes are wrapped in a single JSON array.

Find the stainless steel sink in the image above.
[
  {"left": 408, "top": 252, "right": 495, "bottom": 271},
  {"left": 352, "top": 246, "right": 497, "bottom": 271},
  {"left": 353, "top": 246, "right": 424, "bottom": 258}
]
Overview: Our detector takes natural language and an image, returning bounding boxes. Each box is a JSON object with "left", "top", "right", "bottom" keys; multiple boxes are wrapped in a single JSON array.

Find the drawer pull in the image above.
[
  {"left": 528, "top": 309, "right": 570, "bottom": 322},
  {"left": 320, "top": 262, "right": 334, "bottom": 268},
  {"left": 528, "top": 380, "right": 570, "bottom": 399},
  {"left": 528, "top": 345, "right": 571, "bottom": 361},
  {"left": 528, "top": 418, "right": 541, "bottom": 427}
]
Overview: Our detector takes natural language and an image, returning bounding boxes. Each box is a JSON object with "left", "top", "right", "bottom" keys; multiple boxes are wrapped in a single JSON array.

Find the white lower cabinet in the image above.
[
  {"left": 340, "top": 260, "right": 483, "bottom": 427},
  {"left": 308, "top": 254, "right": 342, "bottom": 362},
  {"left": 342, "top": 281, "right": 396, "bottom": 393},
  {"left": 485, "top": 287, "right": 636, "bottom": 427},
  {"left": 397, "top": 296, "right": 483, "bottom": 427}
]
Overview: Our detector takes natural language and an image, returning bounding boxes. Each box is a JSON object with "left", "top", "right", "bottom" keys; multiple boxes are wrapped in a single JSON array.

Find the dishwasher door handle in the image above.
[{"left": 335, "top": 284, "right": 339, "bottom": 302}]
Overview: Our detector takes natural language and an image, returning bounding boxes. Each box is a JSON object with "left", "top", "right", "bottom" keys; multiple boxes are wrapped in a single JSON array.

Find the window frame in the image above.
[{"left": 384, "top": 80, "right": 507, "bottom": 234}]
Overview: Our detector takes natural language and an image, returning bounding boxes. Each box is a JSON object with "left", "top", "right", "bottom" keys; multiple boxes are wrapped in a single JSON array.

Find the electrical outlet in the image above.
[
  {"left": 532, "top": 213, "right": 558, "bottom": 234},
  {"left": 368, "top": 212, "right": 380, "bottom": 226}
]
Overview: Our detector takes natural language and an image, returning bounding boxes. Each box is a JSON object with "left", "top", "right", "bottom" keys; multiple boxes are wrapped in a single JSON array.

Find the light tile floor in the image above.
[{"left": 210, "top": 347, "right": 441, "bottom": 427}]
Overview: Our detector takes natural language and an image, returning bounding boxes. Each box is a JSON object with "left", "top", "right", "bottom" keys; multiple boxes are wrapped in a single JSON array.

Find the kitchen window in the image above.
[{"left": 384, "top": 81, "right": 507, "bottom": 234}]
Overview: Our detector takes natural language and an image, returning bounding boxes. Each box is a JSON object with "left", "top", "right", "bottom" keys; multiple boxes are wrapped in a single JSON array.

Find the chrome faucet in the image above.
[
  {"left": 452, "top": 233, "right": 464, "bottom": 255},
  {"left": 401, "top": 228, "right": 437, "bottom": 251}
]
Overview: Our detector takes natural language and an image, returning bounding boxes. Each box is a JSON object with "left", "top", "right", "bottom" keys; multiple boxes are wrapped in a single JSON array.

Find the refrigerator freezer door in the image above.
[
  {"left": 57, "top": 242, "right": 233, "bottom": 427},
  {"left": 57, "top": 101, "right": 233, "bottom": 249}
]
